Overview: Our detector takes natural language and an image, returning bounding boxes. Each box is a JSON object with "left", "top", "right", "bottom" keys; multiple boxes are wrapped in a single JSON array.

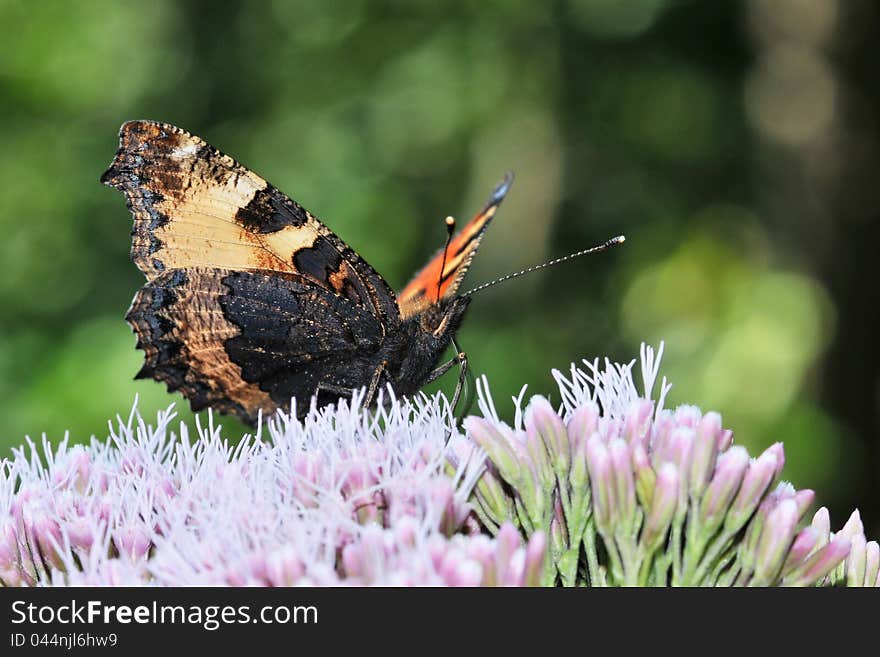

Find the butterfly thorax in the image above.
[{"left": 386, "top": 296, "right": 471, "bottom": 395}]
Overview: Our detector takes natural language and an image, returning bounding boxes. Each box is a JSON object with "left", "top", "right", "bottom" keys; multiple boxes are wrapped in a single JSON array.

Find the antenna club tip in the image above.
[
  {"left": 616, "top": 235, "right": 626, "bottom": 244},
  {"left": 445, "top": 215, "right": 456, "bottom": 227}
]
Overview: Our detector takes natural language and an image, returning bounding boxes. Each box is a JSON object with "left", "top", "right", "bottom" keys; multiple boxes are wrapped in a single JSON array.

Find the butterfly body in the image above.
[{"left": 102, "top": 120, "right": 506, "bottom": 426}]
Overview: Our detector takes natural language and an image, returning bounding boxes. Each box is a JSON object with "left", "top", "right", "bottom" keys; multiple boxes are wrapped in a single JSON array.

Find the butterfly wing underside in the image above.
[{"left": 101, "top": 120, "right": 400, "bottom": 325}]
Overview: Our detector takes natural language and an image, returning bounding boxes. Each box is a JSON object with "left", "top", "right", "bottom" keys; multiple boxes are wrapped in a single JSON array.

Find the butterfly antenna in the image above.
[
  {"left": 436, "top": 216, "right": 456, "bottom": 303},
  {"left": 463, "top": 234, "right": 626, "bottom": 297}
]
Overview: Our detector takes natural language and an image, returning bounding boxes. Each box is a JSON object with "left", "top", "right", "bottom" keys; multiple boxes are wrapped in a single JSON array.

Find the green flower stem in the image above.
[
  {"left": 471, "top": 501, "right": 501, "bottom": 534},
  {"left": 652, "top": 551, "right": 672, "bottom": 586},
  {"left": 582, "top": 522, "right": 603, "bottom": 586},
  {"left": 615, "top": 510, "right": 644, "bottom": 585},
  {"left": 565, "top": 488, "right": 592, "bottom": 553},
  {"left": 681, "top": 506, "right": 704, "bottom": 577},
  {"left": 549, "top": 524, "right": 568, "bottom": 578},
  {"left": 599, "top": 530, "right": 625, "bottom": 583},
  {"left": 670, "top": 514, "right": 685, "bottom": 585},
  {"left": 563, "top": 488, "right": 593, "bottom": 586},
  {"left": 473, "top": 478, "right": 511, "bottom": 528},
  {"left": 690, "top": 527, "right": 741, "bottom": 585},
  {"left": 637, "top": 540, "right": 672, "bottom": 586},
  {"left": 707, "top": 545, "right": 738, "bottom": 586},
  {"left": 558, "top": 548, "right": 579, "bottom": 587},
  {"left": 541, "top": 548, "right": 558, "bottom": 587},
  {"left": 716, "top": 563, "right": 740, "bottom": 587},
  {"left": 637, "top": 548, "right": 653, "bottom": 586},
  {"left": 514, "top": 498, "right": 535, "bottom": 535},
  {"left": 619, "top": 540, "right": 641, "bottom": 586}
]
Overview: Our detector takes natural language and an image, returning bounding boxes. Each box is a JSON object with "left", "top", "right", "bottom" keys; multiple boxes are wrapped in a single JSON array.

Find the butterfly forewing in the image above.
[
  {"left": 101, "top": 120, "right": 399, "bottom": 326},
  {"left": 396, "top": 172, "right": 512, "bottom": 318}
]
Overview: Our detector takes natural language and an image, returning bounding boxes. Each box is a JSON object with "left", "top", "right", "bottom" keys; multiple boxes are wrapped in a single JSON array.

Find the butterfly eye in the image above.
[{"left": 419, "top": 306, "right": 441, "bottom": 333}]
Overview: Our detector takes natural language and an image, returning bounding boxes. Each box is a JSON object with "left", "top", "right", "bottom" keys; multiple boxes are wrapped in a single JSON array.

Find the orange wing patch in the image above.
[{"left": 397, "top": 173, "right": 513, "bottom": 318}]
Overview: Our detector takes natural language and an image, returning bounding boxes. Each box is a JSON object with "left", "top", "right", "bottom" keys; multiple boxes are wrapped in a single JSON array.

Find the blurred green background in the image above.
[{"left": 1, "top": 0, "right": 877, "bottom": 534}]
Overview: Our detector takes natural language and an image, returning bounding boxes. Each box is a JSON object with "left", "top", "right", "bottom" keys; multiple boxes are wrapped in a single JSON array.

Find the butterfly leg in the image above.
[
  {"left": 424, "top": 347, "right": 469, "bottom": 414},
  {"left": 448, "top": 351, "right": 469, "bottom": 415},
  {"left": 314, "top": 363, "right": 388, "bottom": 414},
  {"left": 314, "top": 382, "right": 355, "bottom": 402},
  {"left": 304, "top": 382, "right": 355, "bottom": 419},
  {"left": 362, "top": 361, "right": 388, "bottom": 410}
]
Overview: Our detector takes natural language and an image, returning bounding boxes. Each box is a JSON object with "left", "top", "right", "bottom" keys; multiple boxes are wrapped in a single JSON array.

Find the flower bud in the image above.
[
  {"left": 622, "top": 399, "right": 654, "bottom": 447},
  {"left": 632, "top": 442, "right": 655, "bottom": 510},
  {"left": 781, "top": 527, "right": 820, "bottom": 576},
  {"left": 845, "top": 534, "right": 867, "bottom": 588},
  {"left": 566, "top": 403, "right": 599, "bottom": 453},
  {"left": 609, "top": 439, "right": 636, "bottom": 531},
  {"left": 689, "top": 412, "right": 721, "bottom": 499},
  {"left": 811, "top": 507, "right": 831, "bottom": 549},
  {"left": 838, "top": 509, "right": 864, "bottom": 540},
  {"left": 642, "top": 463, "right": 678, "bottom": 551},
  {"left": 464, "top": 417, "right": 522, "bottom": 485},
  {"left": 585, "top": 436, "right": 615, "bottom": 534},
  {"left": 752, "top": 499, "right": 799, "bottom": 585},
  {"left": 525, "top": 415, "right": 556, "bottom": 493},
  {"left": 569, "top": 434, "right": 590, "bottom": 492},
  {"left": 726, "top": 449, "right": 779, "bottom": 529},
  {"left": 526, "top": 396, "right": 571, "bottom": 479},
  {"left": 700, "top": 446, "right": 749, "bottom": 529},
  {"left": 864, "top": 542, "right": 879, "bottom": 589},
  {"left": 784, "top": 536, "right": 851, "bottom": 587}
]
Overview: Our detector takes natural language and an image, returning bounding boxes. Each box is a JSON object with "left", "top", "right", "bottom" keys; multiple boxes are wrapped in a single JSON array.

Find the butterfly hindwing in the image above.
[
  {"left": 396, "top": 172, "right": 513, "bottom": 318},
  {"left": 101, "top": 120, "right": 400, "bottom": 328},
  {"left": 126, "top": 267, "right": 385, "bottom": 426}
]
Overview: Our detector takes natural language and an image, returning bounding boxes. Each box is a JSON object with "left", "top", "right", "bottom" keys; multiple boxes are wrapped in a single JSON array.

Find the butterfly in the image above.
[{"left": 101, "top": 120, "right": 511, "bottom": 427}]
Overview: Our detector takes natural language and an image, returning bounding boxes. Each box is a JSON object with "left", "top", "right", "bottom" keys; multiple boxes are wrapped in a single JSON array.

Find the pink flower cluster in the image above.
[
  {"left": 464, "top": 345, "right": 878, "bottom": 586},
  {"left": 1, "top": 395, "right": 543, "bottom": 586},
  {"left": 1, "top": 344, "right": 875, "bottom": 587}
]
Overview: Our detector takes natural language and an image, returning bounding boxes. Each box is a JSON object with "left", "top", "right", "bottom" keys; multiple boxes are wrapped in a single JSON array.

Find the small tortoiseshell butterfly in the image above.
[{"left": 101, "top": 120, "right": 510, "bottom": 427}]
